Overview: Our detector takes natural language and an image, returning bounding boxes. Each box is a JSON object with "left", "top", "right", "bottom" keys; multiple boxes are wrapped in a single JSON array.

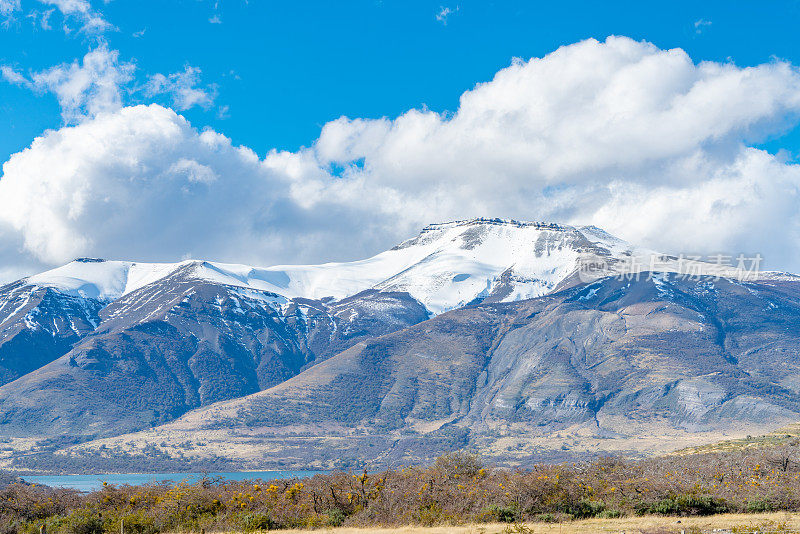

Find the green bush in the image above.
[
  {"left": 117, "top": 512, "right": 158, "bottom": 534},
  {"left": 323, "top": 508, "right": 346, "bottom": 527},
  {"left": 598, "top": 509, "right": 622, "bottom": 518},
  {"left": 535, "top": 513, "right": 559, "bottom": 523},
  {"left": 746, "top": 498, "right": 774, "bottom": 513},
  {"left": 63, "top": 510, "right": 103, "bottom": 534},
  {"left": 638, "top": 494, "right": 727, "bottom": 516},
  {"left": 568, "top": 499, "right": 606, "bottom": 519},
  {"left": 484, "top": 504, "right": 519, "bottom": 523},
  {"left": 0, "top": 515, "right": 18, "bottom": 534},
  {"left": 238, "top": 513, "right": 277, "bottom": 532},
  {"left": 412, "top": 504, "right": 450, "bottom": 526}
]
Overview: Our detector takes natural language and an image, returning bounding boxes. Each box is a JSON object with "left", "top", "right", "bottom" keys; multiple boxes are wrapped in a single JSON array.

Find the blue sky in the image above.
[
  {"left": 3, "top": 0, "right": 800, "bottom": 163},
  {"left": 2, "top": 1, "right": 800, "bottom": 279}
]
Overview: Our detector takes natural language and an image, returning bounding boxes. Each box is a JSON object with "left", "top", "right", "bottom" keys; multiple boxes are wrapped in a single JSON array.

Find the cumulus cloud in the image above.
[
  {"left": 2, "top": 36, "right": 800, "bottom": 278},
  {"left": 0, "top": 105, "right": 387, "bottom": 269},
  {"left": 0, "top": 105, "right": 266, "bottom": 264},
  {"left": 145, "top": 66, "right": 216, "bottom": 111},
  {"left": 2, "top": 46, "right": 216, "bottom": 123},
  {"left": 4, "top": 45, "right": 134, "bottom": 123},
  {"left": 297, "top": 37, "right": 800, "bottom": 267}
]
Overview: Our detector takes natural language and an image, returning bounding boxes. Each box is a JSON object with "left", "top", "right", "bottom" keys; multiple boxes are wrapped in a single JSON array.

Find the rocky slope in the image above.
[
  {"left": 28, "top": 272, "right": 800, "bottom": 471},
  {"left": 0, "top": 266, "right": 429, "bottom": 438},
  {"left": 0, "top": 281, "right": 103, "bottom": 386}
]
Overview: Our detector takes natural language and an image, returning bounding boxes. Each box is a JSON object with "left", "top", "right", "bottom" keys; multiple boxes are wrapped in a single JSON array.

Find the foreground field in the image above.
[
  {"left": 269, "top": 513, "right": 800, "bottom": 533},
  {"left": 7, "top": 441, "right": 800, "bottom": 533}
]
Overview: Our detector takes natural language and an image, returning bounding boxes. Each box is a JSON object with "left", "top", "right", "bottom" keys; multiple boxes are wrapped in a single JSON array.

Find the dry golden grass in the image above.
[
  {"left": 269, "top": 512, "right": 800, "bottom": 533},
  {"left": 672, "top": 422, "right": 800, "bottom": 456}
]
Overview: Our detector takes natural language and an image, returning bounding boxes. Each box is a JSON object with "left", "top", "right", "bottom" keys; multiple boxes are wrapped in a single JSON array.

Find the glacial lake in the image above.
[{"left": 23, "top": 471, "right": 326, "bottom": 492}]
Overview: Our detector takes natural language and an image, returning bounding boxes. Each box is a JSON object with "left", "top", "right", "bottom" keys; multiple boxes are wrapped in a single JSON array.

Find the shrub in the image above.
[
  {"left": 0, "top": 515, "right": 17, "bottom": 534},
  {"left": 118, "top": 512, "right": 158, "bottom": 534},
  {"left": 63, "top": 510, "right": 103, "bottom": 534},
  {"left": 412, "top": 504, "right": 452, "bottom": 526},
  {"left": 746, "top": 499, "right": 774, "bottom": 513},
  {"left": 237, "top": 513, "right": 277, "bottom": 531},
  {"left": 483, "top": 504, "right": 519, "bottom": 523},
  {"left": 639, "top": 495, "right": 727, "bottom": 516},
  {"left": 8, "top": 441, "right": 800, "bottom": 529},
  {"left": 568, "top": 499, "right": 606, "bottom": 519},
  {"left": 433, "top": 451, "right": 484, "bottom": 479},
  {"left": 323, "top": 508, "right": 346, "bottom": 527},
  {"left": 598, "top": 509, "right": 622, "bottom": 518}
]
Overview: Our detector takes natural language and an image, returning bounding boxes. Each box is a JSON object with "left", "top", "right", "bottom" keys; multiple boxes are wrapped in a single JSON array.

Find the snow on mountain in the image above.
[
  {"left": 18, "top": 218, "right": 758, "bottom": 315},
  {"left": 371, "top": 220, "right": 616, "bottom": 313},
  {"left": 26, "top": 259, "right": 188, "bottom": 302}
]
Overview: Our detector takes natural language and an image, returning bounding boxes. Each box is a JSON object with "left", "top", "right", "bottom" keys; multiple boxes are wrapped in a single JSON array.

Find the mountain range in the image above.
[{"left": 0, "top": 218, "right": 798, "bottom": 472}]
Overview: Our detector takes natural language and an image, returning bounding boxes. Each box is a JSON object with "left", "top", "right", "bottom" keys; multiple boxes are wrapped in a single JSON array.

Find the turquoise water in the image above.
[{"left": 23, "top": 471, "right": 326, "bottom": 492}]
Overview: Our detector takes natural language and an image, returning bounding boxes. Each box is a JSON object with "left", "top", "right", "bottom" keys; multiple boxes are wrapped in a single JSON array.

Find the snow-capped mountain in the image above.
[
  {"left": 0, "top": 218, "right": 657, "bottom": 433},
  {"left": 0, "top": 281, "right": 103, "bottom": 386},
  {"left": 0, "top": 217, "right": 788, "bottom": 470},
  {"left": 20, "top": 218, "right": 705, "bottom": 316}
]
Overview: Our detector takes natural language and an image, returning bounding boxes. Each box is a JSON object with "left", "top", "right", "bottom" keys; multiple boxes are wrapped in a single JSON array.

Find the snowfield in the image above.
[{"left": 21, "top": 218, "right": 757, "bottom": 315}]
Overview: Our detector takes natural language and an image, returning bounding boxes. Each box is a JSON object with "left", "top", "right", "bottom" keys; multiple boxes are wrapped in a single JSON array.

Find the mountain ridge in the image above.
[
  {"left": 17, "top": 272, "right": 800, "bottom": 472},
  {"left": 0, "top": 218, "right": 796, "bottom": 472},
  {"left": 25, "top": 218, "right": 624, "bottom": 315},
  {"left": 19, "top": 217, "right": 749, "bottom": 317}
]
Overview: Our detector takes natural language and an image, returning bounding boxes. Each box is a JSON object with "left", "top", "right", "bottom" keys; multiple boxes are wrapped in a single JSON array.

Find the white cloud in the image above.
[
  {"left": 38, "top": 0, "right": 111, "bottom": 34},
  {"left": 0, "top": 105, "right": 269, "bottom": 265},
  {"left": 435, "top": 5, "right": 457, "bottom": 25},
  {"left": 169, "top": 158, "right": 218, "bottom": 185},
  {"left": 1, "top": 65, "right": 27, "bottom": 85},
  {"left": 0, "top": 0, "right": 109, "bottom": 33},
  {"left": 28, "top": 8, "right": 56, "bottom": 30},
  {"left": 0, "top": 105, "right": 385, "bottom": 269},
  {"left": 2, "top": 46, "right": 216, "bottom": 124},
  {"left": 0, "top": 0, "right": 20, "bottom": 17},
  {"left": 21, "top": 45, "right": 134, "bottom": 122},
  {"left": 3, "top": 36, "right": 800, "bottom": 277},
  {"left": 145, "top": 66, "right": 216, "bottom": 111},
  {"left": 694, "top": 18, "right": 712, "bottom": 34}
]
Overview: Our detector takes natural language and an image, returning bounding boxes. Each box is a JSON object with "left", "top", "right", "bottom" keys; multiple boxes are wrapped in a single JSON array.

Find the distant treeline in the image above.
[{"left": 4, "top": 443, "right": 800, "bottom": 532}]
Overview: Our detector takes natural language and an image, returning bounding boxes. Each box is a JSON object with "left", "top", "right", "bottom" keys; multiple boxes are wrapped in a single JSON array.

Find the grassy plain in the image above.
[{"left": 268, "top": 512, "right": 800, "bottom": 533}]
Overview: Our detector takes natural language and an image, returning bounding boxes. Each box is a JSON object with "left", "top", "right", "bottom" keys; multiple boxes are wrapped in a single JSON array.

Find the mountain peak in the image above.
[
  {"left": 14, "top": 220, "right": 636, "bottom": 313},
  {"left": 419, "top": 217, "right": 568, "bottom": 233}
]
